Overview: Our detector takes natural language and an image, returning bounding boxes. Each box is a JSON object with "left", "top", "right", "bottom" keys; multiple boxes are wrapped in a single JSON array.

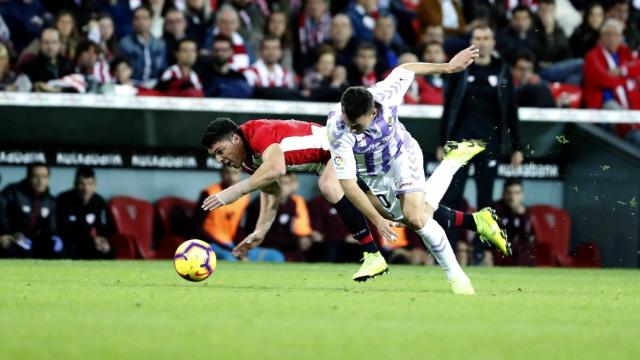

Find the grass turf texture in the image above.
[{"left": 1, "top": 261, "right": 639, "bottom": 360}]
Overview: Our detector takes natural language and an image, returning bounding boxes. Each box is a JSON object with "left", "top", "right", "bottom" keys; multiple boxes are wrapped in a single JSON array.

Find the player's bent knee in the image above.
[
  {"left": 403, "top": 212, "right": 427, "bottom": 230},
  {"left": 317, "top": 178, "right": 343, "bottom": 203}
]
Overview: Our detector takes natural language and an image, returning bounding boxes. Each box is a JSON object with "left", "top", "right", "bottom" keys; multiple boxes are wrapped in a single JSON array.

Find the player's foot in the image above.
[
  {"left": 449, "top": 275, "right": 475, "bottom": 295},
  {"left": 473, "top": 207, "right": 512, "bottom": 256},
  {"left": 443, "top": 139, "right": 486, "bottom": 165},
  {"left": 353, "top": 251, "right": 389, "bottom": 282}
]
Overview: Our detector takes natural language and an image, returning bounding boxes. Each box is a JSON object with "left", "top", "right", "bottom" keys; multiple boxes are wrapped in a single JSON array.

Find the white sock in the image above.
[
  {"left": 424, "top": 159, "right": 462, "bottom": 209},
  {"left": 416, "top": 218, "right": 465, "bottom": 280}
]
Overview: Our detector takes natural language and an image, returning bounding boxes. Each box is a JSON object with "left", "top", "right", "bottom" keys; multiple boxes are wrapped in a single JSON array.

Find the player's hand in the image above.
[
  {"left": 511, "top": 151, "right": 524, "bottom": 169},
  {"left": 232, "top": 232, "right": 265, "bottom": 258},
  {"left": 201, "top": 193, "right": 224, "bottom": 211},
  {"left": 374, "top": 218, "right": 398, "bottom": 243},
  {"left": 94, "top": 236, "right": 111, "bottom": 254},
  {"left": 447, "top": 45, "right": 479, "bottom": 73},
  {"left": 0, "top": 234, "right": 14, "bottom": 249}
]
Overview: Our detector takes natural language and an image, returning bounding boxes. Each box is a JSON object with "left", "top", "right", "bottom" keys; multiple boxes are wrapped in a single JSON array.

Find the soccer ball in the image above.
[{"left": 174, "top": 239, "right": 217, "bottom": 282}]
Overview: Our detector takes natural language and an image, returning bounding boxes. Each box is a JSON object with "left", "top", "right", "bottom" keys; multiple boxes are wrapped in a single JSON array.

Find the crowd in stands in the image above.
[{"left": 0, "top": 164, "right": 551, "bottom": 267}]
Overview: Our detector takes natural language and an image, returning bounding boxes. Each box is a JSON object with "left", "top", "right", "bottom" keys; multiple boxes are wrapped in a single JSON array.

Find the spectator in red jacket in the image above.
[
  {"left": 156, "top": 38, "right": 204, "bottom": 97},
  {"left": 583, "top": 18, "right": 640, "bottom": 110}
]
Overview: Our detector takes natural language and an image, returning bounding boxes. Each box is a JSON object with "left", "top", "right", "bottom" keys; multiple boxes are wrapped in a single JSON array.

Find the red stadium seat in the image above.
[
  {"left": 529, "top": 205, "right": 572, "bottom": 266},
  {"left": 548, "top": 83, "right": 582, "bottom": 109},
  {"left": 108, "top": 196, "right": 155, "bottom": 259},
  {"left": 154, "top": 197, "right": 196, "bottom": 259},
  {"left": 572, "top": 242, "right": 601, "bottom": 268}
]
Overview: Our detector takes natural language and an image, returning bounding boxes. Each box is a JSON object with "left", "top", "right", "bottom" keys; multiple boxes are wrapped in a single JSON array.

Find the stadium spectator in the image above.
[
  {"left": 20, "top": 28, "right": 73, "bottom": 93},
  {"left": 294, "top": 0, "right": 331, "bottom": 73},
  {"left": 0, "top": 43, "right": 29, "bottom": 92},
  {"left": 372, "top": 14, "right": 410, "bottom": 75},
  {"left": 308, "top": 195, "right": 361, "bottom": 263},
  {"left": 491, "top": 178, "right": 537, "bottom": 266},
  {"left": 111, "top": 57, "right": 136, "bottom": 87},
  {"left": 118, "top": 5, "right": 167, "bottom": 86},
  {"left": 440, "top": 25, "right": 522, "bottom": 263},
  {"left": 0, "top": 163, "right": 62, "bottom": 258},
  {"left": 17, "top": 10, "right": 79, "bottom": 65},
  {"left": 605, "top": 0, "right": 640, "bottom": 50},
  {"left": 401, "top": 47, "right": 444, "bottom": 105},
  {"left": 461, "top": 0, "right": 509, "bottom": 30},
  {"left": 195, "top": 167, "right": 284, "bottom": 262},
  {"left": 73, "top": 40, "right": 111, "bottom": 93},
  {"left": 0, "top": 0, "right": 46, "bottom": 54},
  {"left": 245, "top": 173, "right": 313, "bottom": 262},
  {"left": 511, "top": 50, "right": 556, "bottom": 108},
  {"left": 570, "top": 2, "right": 604, "bottom": 59},
  {"left": 497, "top": 6, "right": 542, "bottom": 65},
  {"left": 102, "top": 0, "right": 134, "bottom": 39},
  {"left": 228, "top": 0, "right": 265, "bottom": 57},
  {"left": 56, "top": 166, "right": 114, "bottom": 260},
  {"left": 583, "top": 18, "right": 640, "bottom": 110},
  {"left": 346, "top": 0, "right": 379, "bottom": 41},
  {"left": 300, "top": 44, "right": 347, "bottom": 102},
  {"left": 380, "top": 226, "right": 431, "bottom": 265},
  {"left": 202, "top": 5, "right": 252, "bottom": 70},
  {"left": 263, "top": 11, "right": 293, "bottom": 70},
  {"left": 156, "top": 38, "right": 203, "bottom": 97},
  {"left": 347, "top": 42, "right": 378, "bottom": 87},
  {"left": 536, "top": 0, "right": 583, "bottom": 85},
  {"left": 196, "top": 34, "right": 252, "bottom": 98},
  {"left": 243, "top": 35, "right": 299, "bottom": 100},
  {"left": 185, "top": 0, "right": 214, "bottom": 48},
  {"left": 96, "top": 13, "right": 119, "bottom": 62},
  {"left": 163, "top": 7, "right": 188, "bottom": 65},
  {"left": 40, "top": 0, "right": 101, "bottom": 26},
  {"left": 323, "top": 13, "right": 359, "bottom": 69}
]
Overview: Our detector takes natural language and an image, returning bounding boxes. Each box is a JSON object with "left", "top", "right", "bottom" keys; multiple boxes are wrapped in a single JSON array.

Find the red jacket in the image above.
[{"left": 583, "top": 43, "right": 640, "bottom": 109}]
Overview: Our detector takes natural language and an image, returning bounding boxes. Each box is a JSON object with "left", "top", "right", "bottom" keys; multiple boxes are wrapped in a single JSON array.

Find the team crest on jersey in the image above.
[
  {"left": 386, "top": 115, "right": 393, "bottom": 126},
  {"left": 333, "top": 155, "right": 345, "bottom": 169}
]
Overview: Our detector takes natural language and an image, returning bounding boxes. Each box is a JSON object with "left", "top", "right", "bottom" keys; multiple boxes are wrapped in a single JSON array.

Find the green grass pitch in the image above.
[{"left": 1, "top": 260, "right": 639, "bottom": 360}]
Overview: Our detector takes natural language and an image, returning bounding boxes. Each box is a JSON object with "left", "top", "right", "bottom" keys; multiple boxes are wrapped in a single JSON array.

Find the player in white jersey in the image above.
[{"left": 327, "top": 45, "right": 509, "bottom": 294}]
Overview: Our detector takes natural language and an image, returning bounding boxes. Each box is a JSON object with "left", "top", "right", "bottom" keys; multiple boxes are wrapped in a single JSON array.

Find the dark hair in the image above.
[
  {"left": 340, "top": 87, "right": 374, "bottom": 120},
  {"left": 201, "top": 118, "right": 240, "bottom": 148},
  {"left": 39, "top": 27, "right": 60, "bottom": 41},
  {"left": 471, "top": 24, "right": 495, "bottom": 37},
  {"left": 503, "top": 177, "right": 523, "bottom": 191},
  {"left": 513, "top": 49, "right": 536, "bottom": 65},
  {"left": 539, "top": 0, "right": 556, "bottom": 5},
  {"left": 111, "top": 56, "right": 130, "bottom": 70},
  {"left": 176, "top": 37, "right": 198, "bottom": 52},
  {"left": 355, "top": 42, "right": 377, "bottom": 56},
  {"left": 133, "top": 5, "right": 152, "bottom": 18},
  {"left": 264, "top": 11, "right": 292, "bottom": 48},
  {"left": 27, "top": 162, "right": 49, "bottom": 178},
  {"left": 260, "top": 34, "right": 281, "bottom": 49},
  {"left": 313, "top": 44, "right": 336, "bottom": 63},
  {"left": 211, "top": 34, "right": 233, "bottom": 48},
  {"left": 75, "top": 166, "right": 95, "bottom": 183},
  {"left": 512, "top": 5, "right": 532, "bottom": 17},
  {"left": 75, "top": 40, "right": 100, "bottom": 63},
  {"left": 606, "top": 0, "right": 628, "bottom": 11}
]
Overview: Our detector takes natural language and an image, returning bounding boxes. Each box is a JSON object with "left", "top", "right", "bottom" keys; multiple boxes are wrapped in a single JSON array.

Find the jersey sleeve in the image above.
[
  {"left": 327, "top": 113, "right": 358, "bottom": 180},
  {"left": 367, "top": 66, "right": 415, "bottom": 107}
]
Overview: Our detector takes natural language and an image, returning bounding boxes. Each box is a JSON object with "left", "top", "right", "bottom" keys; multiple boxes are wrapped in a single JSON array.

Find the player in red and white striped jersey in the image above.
[{"left": 200, "top": 118, "right": 385, "bottom": 276}]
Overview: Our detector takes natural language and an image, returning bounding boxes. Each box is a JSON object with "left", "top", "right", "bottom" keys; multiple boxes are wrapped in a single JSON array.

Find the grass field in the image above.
[{"left": 1, "top": 261, "right": 639, "bottom": 360}]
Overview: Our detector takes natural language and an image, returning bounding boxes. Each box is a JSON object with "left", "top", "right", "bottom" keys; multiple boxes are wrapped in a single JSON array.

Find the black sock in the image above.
[
  {"left": 434, "top": 205, "right": 477, "bottom": 231},
  {"left": 333, "top": 196, "right": 379, "bottom": 253}
]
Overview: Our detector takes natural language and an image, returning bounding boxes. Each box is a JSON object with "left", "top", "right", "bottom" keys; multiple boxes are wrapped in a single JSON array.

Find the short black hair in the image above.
[
  {"left": 260, "top": 34, "right": 281, "bottom": 49},
  {"left": 513, "top": 49, "right": 536, "bottom": 65},
  {"left": 201, "top": 118, "right": 240, "bottom": 148},
  {"left": 133, "top": 5, "right": 152, "bottom": 18},
  {"left": 512, "top": 5, "right": 532, "bottom": 17},
  {"left": 503, "top": 177, "right": 523, "bottom": 191},
  {"left": 27, "top": 162, "right": 49, "bottom": 178},
  {"left": 355, "top": 42, "right": 377, "bottom": 56},
  {"left": 110, "top": 56, "right": 131, "bottom": 70},
  {"left": 176, "top": 38, "right": 198, "bottom": 52},
  {"left": 75, "top": 166, "right": 95, "bottom": 183},
  {"left": 211, "top": 35, "right": 233, "bottom": 48},
  {"left": 340, "top": 87, "right": 374, "bottom": 120},
  {"left": 75, "top": 40, "right": 100, "bottom": 62}
]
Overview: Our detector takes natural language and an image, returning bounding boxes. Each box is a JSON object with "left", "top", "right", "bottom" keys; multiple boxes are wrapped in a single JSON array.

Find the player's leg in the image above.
[{"left": 318, "top": 161, "right": 388, "bottom": 281}]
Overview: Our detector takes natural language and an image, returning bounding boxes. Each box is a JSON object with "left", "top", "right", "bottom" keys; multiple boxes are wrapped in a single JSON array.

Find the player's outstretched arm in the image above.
[
  {"left": 202, "top": 144, "right": 286, "bottom": 211},
  {"left": 399, "top": 45, "right": 479, "bottom": 75},
  {"left": 232, "top": 181, "right": 281, "bottom": 258},
  {"left": 339, "top": 178, "right": 398, "bottom": 243}
]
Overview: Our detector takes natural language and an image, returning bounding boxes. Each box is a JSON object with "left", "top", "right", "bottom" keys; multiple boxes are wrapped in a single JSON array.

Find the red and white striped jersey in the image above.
[
  {"left": 239, "top": 119, "right": 331, "bottom": 174},
  {"left": 243, "top": 59, "right": 295, "bottom": 88},
  {"left": 91, "top": 60, "right": 111, "bottom": 84},
  {"left": 160, "top": 64, "right": 203, "bottom": 90}
]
